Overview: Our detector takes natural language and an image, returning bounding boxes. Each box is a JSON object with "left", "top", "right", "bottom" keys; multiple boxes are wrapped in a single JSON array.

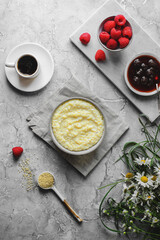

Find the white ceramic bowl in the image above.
[
  {"left": 50, "top": 97, "right": 106, "bottom": 156},
  {"left": 124, "top": 53, "right": 160, "bottom": 96},
  {"left": 98, "top": 16, "right": 133, "bottom": 52}
]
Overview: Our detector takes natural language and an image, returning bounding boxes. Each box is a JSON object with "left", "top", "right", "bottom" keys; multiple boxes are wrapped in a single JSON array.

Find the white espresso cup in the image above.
[{"left": 5, "top": 54, "right": 39, "bottom": 79}]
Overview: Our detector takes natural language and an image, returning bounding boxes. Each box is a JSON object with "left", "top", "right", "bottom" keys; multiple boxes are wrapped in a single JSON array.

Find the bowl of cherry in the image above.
[
  {"left": 124, "top": 54, "right": 160, "bottom": 96},
  {"left": 98, "top": 14, "right": 133, "bottom": 52}
]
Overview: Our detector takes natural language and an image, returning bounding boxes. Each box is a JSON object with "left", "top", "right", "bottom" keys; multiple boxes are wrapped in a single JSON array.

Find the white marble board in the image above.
[{"left": 70, "top": 0, "right": 160, "bottom": 122}]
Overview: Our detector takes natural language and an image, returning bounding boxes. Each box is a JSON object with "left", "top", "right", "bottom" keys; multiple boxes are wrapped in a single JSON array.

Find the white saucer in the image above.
[{"left": 5, "top": 42, "right": 54, "bottom": 92}]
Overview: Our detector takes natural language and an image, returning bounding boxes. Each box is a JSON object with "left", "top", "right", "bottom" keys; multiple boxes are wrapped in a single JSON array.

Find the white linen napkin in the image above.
[{"left": 27, "top": 75, "right": 129, "bottom": 176}]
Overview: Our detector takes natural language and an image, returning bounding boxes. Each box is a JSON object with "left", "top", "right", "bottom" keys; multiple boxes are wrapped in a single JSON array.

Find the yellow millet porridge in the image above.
[{"left": 51, "top": 99, "right": 104, "bottom": 151}]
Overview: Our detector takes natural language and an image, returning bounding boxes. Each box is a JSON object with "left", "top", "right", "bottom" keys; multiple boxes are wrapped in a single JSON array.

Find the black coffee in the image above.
[{"left": 17, "top": 55, "right": 38, "bottom": 75}]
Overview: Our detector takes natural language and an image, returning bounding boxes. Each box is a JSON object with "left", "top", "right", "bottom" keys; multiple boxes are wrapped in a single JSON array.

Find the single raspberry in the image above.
[
  {"left": 103, "top": 21, "right": 116, "bottom": 33},
  {"left": 79, "top": 33, "right": 91, "bottom": 45},
  {"left": 99, "top": 31, "right": 110, "bottom": 44},
  {"left": 106, "top": 39, "right": 118, "bottom": 50},
  {"left": 114, "top": 15, "right": 126, "bottom": 26},
  {"left": 95, "top": 49, "right": 106, "bottom": 61},
  {"left": 118, "top": 37, "right": 129, "bottom": 48},
  {"left": 12, "top": 146, "right": 23, "bottom": 157},
  {"left": 110, "top": 28, "right": 121, "bottom": 40},
  {"left": 122, "top": 26, "right": 132, "bottom": 39}
]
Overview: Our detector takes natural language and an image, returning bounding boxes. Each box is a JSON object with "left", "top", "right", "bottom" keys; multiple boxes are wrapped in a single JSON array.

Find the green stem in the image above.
[
  {"left": 99, "top": 184, "right": 123, "bottom": 233},
  {"left": 98, "top": 180, "right": 125, "bottom": 189}
]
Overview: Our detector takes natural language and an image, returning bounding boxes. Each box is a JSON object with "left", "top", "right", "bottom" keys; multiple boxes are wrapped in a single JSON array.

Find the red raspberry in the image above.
[
  {"left": 99, "top": 31, "right": 110, "bottom": 44},
  {"left": 110, "top": 28, "right": 121, "bottom": 40},
  {"left": 103, "top": 21, "right": 116, "bottom": 33},
  {"left": 122, "top": 26, "right": 132, "bottom": 39},
  {"left": 79, "top": 33, "right": 91, "bottom": 45},
  {"left": 114, "top": 15, "right": 126, "bottom": 26},
  {"left": 12, "top": 146, "right": 23, "bottom": 157},
  {"left": 95, "top": 49, "right": 106, "bottom": 61},
  {"left": 118, "top": 37, "right": 129, "bottom": 48},
  {"left": 106, "top": 39, "right": 117, "bottom": 50}
]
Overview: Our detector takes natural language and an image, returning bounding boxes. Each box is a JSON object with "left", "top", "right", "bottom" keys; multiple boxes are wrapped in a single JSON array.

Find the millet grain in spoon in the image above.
[{"left": 38, "top": 172, "right": 54, "bottom": 189}]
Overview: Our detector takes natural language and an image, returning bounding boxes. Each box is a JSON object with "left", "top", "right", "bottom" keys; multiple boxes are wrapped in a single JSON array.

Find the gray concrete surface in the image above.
[{"left": 0, "top": 0, "right": 160, "bottom": 239}]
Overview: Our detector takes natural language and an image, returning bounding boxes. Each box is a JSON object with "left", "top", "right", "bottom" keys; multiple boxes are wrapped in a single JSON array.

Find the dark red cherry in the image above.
[
  {"left": 133, "top": 76, "right": 140, "bottom": 85},
  {"left": 147, "top": 77, "right": 154, "bottom": 87},
  {"left": 136, "top": 69, "right": 143, "bottom": 76},
  {"left": 146, "top": 68, "right": 154, "bottom": 76},
  {"left": 148, "top": 59, "right": 158, "bottom": 68},
  {"left": 141, "top": 63, "right": 147, "bottom": 71},
  {"left": 133, "top": 58, "right": 141, "bottom": 68},
  {"left": 141, "top": 76, "right": 148, "bottom": 85}
]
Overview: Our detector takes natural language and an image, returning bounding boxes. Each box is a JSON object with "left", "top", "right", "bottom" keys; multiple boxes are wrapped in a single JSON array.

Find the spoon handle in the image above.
[
  {"left": 63, "top": 199, "right": 83, "bottom": 223},
  {"left": 52, "top": 186, "right": 83, "bottom": 222}
]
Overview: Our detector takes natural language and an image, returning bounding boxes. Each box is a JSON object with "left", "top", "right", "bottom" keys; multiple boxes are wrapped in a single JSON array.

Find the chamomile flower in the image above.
[
  {"left": 131, "top": 210, "right": 135, "bottom": 216},
  {"left": 122, "top": 183, "right": 128, "bottom": 193},
  {"left": 130, "top": 190, "right": 139, "bottom": 203},
  {"left": 135, "top": 172, "right": 153, "bottom": 188},
  {"left": 121, "top": 223, "right": 127, "bottom": 230},
  {"left": 128, "top": 183, "right": 136, "bottom": 190},
  {"left": 151, "top": 175, "right": 157, "bottom": 182},
  {"left": 141, "top": 208, "right": 152, "bottom": 221},
  {"left": 151, "top": 175, "right": 160, "bottom": 189},
  {"left": 152, "top": 217, "right": 159, "bottom": 224},
  {"left": 125, "top": 172, "right": 134, "bottom": 179},
  {"left": 145, "top": 192, "right": 154, "bottom": 201},
  {"left": 122, "top": 184, "right": 129, "bottom": 198},
  {"left": 134, "top": 157, "right": 151, "bottom": 166},
  {"left": 141, "top": 214, "right": 147, "bottom": 221},
  {"left": 154, "top": 163, "right": 160, "bottom": 176},
  {"left": 156, "top": 206, "right": 160, "bottom": 213},
  {"left": 122, "top": 209, "right": 128, "bottom": 216},
  {"left": 143, "top": 192, "right": 155, "bottom": 206}
]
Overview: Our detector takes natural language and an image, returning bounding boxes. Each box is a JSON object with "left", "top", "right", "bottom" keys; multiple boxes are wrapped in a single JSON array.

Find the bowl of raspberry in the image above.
[
  {"left": 124, "top": 53, "right": 160, "bottom": 96},
  {"left": 98, "top": 15, "right": 132, "bottom": 51}
]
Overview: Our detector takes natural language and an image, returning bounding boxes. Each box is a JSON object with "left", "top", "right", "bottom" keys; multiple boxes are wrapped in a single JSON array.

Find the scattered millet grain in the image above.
[
  {"left": 18, "top": 158, "right": 35, "bottom": 191},
  {"left": 38, "top": 172, "right": 54, "bottom": 189}
]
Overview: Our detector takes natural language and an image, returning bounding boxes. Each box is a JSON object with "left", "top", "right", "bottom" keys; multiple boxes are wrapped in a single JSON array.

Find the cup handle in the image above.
[{"left": 5, "top": 63, "right": 15, "bottom": 68}]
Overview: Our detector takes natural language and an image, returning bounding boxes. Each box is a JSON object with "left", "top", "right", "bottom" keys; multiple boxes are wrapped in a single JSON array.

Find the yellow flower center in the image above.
[
  {"left": 151, "top": 175, "right": 157, "bottom": 181},
  {"left": 154, "top": 219, "right": 158, "bottom": 223},
  {"left": 126, "top": 172, "right": 134, "bottom": 178},
  {"left": 141, "top": 159, "right": 146, "bottom": 163},
  {"left": 141, "top": 176, "right": 148, "bottom": 183},
  {"left": 147, "top": 196, "right": 151, "bottom": 199}
]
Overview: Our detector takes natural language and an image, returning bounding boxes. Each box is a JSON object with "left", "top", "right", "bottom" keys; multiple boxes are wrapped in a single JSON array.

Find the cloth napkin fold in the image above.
[{"left": 27, "top": 75, "right": 129, "bottom": 176}]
